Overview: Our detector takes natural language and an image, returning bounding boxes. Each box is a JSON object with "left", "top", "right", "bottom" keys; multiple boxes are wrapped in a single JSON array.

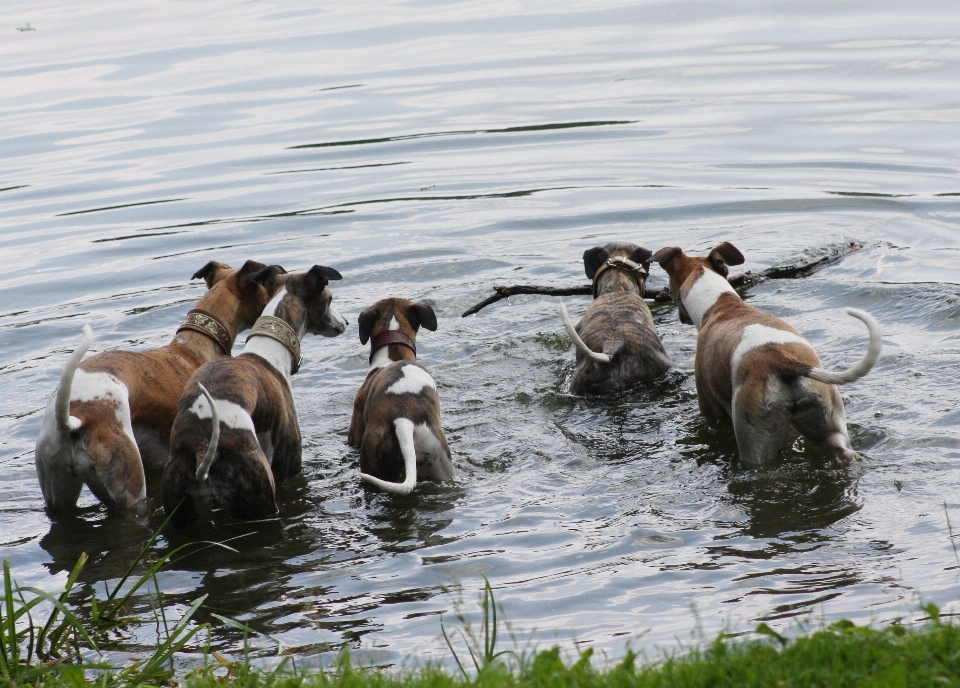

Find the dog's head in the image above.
[
  {"left": 192, "top": 260, "right": 288, "bottom": 332},
  {"left": 583, "top": 243, "right": 652, "bottom": 296},
  {"left": 358, "top": 298, "right": 437, "bottom": 347},
  {"left": 651, "top": 242, "right": 744, "bottom": 325},
  {"left": 273, "top": 265, "right": 347, "bottom": 337}
]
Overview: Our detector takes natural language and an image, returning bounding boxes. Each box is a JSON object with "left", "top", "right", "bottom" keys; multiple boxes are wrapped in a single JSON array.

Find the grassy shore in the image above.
[{"left": 4, "top": 548, "right": 959, "bottom": 687}]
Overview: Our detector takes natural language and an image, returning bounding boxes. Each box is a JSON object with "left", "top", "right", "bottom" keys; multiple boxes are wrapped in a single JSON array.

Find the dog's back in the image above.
[
  {"left": 571, "top": 291, "right": 672, "bottom": 394},
  {"left": 357, "top": 360, "right": 453, "bottom": 484},
  {"left": 163, "top": 356, "right": 298, "bottom": 527}
]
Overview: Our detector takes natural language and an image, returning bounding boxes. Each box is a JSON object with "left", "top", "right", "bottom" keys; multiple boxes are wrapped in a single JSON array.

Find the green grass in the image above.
[{"left": 3, "top": 533, "right": 959, "bottom": 687}]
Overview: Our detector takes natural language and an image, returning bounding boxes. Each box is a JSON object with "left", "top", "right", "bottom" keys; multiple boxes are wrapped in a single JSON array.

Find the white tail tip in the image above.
[{"left": 559, "top": 299, "right": 611, "bottom": 363}]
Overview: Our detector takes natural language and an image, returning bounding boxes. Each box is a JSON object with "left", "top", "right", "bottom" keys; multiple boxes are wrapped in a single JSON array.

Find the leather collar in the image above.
[
  {"left": 177, "top": 308, "right": 233, "bottom": 355},
  {"left": 246, "top": 315, "right": 302, "bottom": 375},
  {"left": 591, "top": 256, "right": 648, "bottom": 298},
  {"left": 369, "top": 329, "right": 416, "bottom": 363}
]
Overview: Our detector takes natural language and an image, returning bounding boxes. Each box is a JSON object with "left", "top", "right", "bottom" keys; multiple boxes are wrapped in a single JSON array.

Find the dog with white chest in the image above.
[
  {"left": 162, "top": 265, "right": 347, "bottom": 526},
  {"left": 348, "top": 298, "right": 453, "bottom": 494},
  {"left": 652, "top": 242, "right": 882, "bottom": 465}
]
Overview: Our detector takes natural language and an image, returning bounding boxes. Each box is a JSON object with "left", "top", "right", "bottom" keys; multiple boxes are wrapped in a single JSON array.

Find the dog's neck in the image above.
[
  {"left": 682, "top": 269, "right": 739, "bottom": 330},
  {"left": 594, "top": 267, "right": 644, "bottom": 297},
  {"left": 171, "top": 293, "right": 249, "bottom": 360},
  {"left": 370, "top": 317, "right": 416, "bottom": 369},
  {"left": 243, "top": 288, "right": 305, "bottom": 382}
]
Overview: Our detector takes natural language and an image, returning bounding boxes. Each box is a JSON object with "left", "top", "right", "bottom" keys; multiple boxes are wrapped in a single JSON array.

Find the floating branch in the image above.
[
  {"left": 461, "top": 242, "right": 863, "bottom": 317},
  {"left": 728, "top": 241, "right": 863, "bottom": 288}
]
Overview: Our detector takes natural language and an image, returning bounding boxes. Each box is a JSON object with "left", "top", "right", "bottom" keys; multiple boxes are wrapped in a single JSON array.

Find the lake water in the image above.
[{"left": 2, "top": 0, "right": 959, "bottom": 668}]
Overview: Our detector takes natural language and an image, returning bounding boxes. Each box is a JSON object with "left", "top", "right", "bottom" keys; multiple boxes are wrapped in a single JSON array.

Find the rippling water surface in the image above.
[{"left": 2, "top": 0, "right": 959, "bottom": 666}]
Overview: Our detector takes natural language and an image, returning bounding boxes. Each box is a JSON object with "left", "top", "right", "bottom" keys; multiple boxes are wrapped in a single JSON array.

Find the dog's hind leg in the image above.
[
  {"left": 82, "top": 425, "right": 146, "bottom": 509},
  {"left": 732, "top": 375, "right": 793, "bottom": 465},
  {"left": 790, "top": 380, "right": 853, "bottom": 462}
]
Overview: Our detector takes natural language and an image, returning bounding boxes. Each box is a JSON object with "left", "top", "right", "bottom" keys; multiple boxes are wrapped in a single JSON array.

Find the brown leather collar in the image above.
[
  {"left": 369, "top": 330, "right": 416, "bottom": 363},
  {"left": 591, "top": 256, "right": 648, "bottom": 298},
  {"left": 177, "top": 308, "right": 233, "bottom": 355},
  {"left": 246, "top": 315, "right": 302, "bottom": 375}
]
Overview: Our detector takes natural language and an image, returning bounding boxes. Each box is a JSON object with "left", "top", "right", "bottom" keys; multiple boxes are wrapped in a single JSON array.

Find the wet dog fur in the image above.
[
  {"left": 35, "top": 260, "right": 284, "bottom": 512},
  {"left": 652, "top": 242, "right": 882, "bottom": 465},
  {"left": 561, "top": 243, "right": 672, "bottom": 394},
  {"left": 162, "top": 266, "right": 347, "bottom": 527},
  {"left": 348, "top": 298, "right": 453, "bottom": 494}
]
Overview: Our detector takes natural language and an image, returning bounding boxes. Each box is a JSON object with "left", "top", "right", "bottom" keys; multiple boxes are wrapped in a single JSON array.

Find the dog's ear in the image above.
[
  {"left": 407, "top": 302, "right": 438, "bottom": 332},
  {"left": 630, "top": 246, "right": 653, "bottom": 267},
  {"left": 247, "top": 265, "right": 286, "bottom": 294},
  {"left": 308, "top": 265, "right": 343, "bottom": 284},
  {"left": 651, "top": 247, "right": 682, "bottom": 268},
  {"left": 583, "top": 247, "right": 609, "bottom": 280},
  {"left": 707, "top": 242, "right": 744, "bottom": 277},
  {"left": 192, "top": 261, "right": 232, "bottom": 289},
  {"left": 235, "top": 260, "right": 271, "bottom": 291},
  {"left": 358, "top": 306, "right": 379, "bottom": 345}
]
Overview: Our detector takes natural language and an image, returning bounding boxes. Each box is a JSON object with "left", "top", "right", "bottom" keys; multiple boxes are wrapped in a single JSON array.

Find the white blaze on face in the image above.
[
  {"left": 731, "top": 324, "right": 809, "bottom": 376},
  {"left": 70, "top": 370, "right": 135, "bottom": 444},
  {"left": 189, "top": 393, "right": 255, "bottom": 432},
  {"left": 683, "top": 269, "right": 738, "bottom": 329},
  {"left": 262, "top": 287, "right": 287, "bottom": 319},
  {"left": 386, "top": 365, "right": 436, "bottom": 395}
]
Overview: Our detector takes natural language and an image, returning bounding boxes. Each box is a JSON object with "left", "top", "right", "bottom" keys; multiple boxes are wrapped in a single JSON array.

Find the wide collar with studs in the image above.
[
  {"left": 176, "top": 308, "right": 233, "bottom": 354},
  {"left": 591, "top": 256, "right": 649, "bottom": 298},
  {"left": 369, "top": 329, "right": 416, "bottom": 364},
  {"left": 246, "top": 315, "right": 302, "bottom": 375}
]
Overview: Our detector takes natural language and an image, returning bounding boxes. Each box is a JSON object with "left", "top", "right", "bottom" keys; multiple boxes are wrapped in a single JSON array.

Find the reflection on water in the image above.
[{"left": 2, "top": 0, "right": 959, "bottom": 666}]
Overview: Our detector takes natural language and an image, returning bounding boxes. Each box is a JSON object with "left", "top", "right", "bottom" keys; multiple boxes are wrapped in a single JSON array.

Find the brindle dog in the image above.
[
  {"left": 559, "top": 243, "right": 672, "bottom": 394},
  {"left": 162, "top": 265, "right": 346, "bottom": 526},
  {"left": 35, "top": 260, "right": 284, "bottom": 512}
]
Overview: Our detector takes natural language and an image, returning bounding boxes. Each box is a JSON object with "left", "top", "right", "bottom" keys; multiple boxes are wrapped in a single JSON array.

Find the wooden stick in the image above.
[{"left": 460, "top": 242, "right": 862, "bottom": 317}]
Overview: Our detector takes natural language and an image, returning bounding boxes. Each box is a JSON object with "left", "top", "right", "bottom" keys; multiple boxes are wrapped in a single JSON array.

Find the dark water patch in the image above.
[
  {"left": 265, "top": 162, "right": 411, "bottom": 175},
  {"left": 93, "top": 231, "right": 187, "bottom": 243},
  {"left": 314, "top": 84, "right": 364, "bottom": 92},
  {"left": 56, "top": 198, "right": 188, "bottom": 217},
  {"left": 825, "top": 191, "right": 915, "bottom": 198},
  {"left": 289, "top": 121, "right": 636, "bottom": 149},
  {"left": 0, "top": 185, "right": 30, "bottom": 193}
]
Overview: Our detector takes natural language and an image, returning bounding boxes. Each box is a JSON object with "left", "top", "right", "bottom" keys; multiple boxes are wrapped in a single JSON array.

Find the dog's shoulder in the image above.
[{"left": 371, "top": 360, "right": 434, "bottom": 394}]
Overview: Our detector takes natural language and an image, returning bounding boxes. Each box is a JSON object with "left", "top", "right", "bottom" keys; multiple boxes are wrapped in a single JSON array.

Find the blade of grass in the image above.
[
  {"left": 210, "top": 612, "right": 285, "bottom": 655},
  {"left": 21, "top": 587, "right": 99, "bottom": 655},
  {"left": 121, "top": 593, "right": 208, "bottom": 687},
  {"left": 36, "top": 552, "right": 87, "bottom": 660}
]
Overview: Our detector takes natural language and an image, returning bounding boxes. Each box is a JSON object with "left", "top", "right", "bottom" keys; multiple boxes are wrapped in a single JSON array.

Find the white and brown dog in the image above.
[
  {"left": 652, "top": 242, "right": 882, "bottom": 465},
  {"left": 348, "top": 298, "right": 453, "bottom": 494},
  {"left": 559, "top": 243, "right": 672, "bottom": 394},
  {"left": 161, "top": 266, "right": 347, "bottom": 527},
  {"left": 35, "top": 260, "right": 285, "bottom": 511}
]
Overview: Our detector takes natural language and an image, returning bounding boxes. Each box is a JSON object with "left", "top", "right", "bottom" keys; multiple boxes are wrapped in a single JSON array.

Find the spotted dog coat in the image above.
[
  {"left": 348, "top": 298, "right": 453, "bottom": 494},
  {"left": 652, "top": 242, "right": 882, "bottom": 465},
  {"left": 561, "top": 243, "right": 672, "bottom": 394},
  {"left": 162, "top": 266, "right": 347, "bottom": 527},
  {"left": 35, "top": 260, "right": 285, "bottom": 511}
]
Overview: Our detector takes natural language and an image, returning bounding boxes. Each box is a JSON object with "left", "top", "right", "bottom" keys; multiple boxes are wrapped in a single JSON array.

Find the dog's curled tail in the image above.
[
  {"left": 194, "top": 382, "right": 220, "bottom": 482},
  {"left": 805, "top": 309, "right": 882, "bottom": 385},
  {"left": 559, "top": 299, "right": 611, "bottom": 363},
  {"left": 360, "top": 418, "right": 417, "bottom": 495},
  {"left": 56, "top": 325, "right": 93, "bottom": 433}
]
